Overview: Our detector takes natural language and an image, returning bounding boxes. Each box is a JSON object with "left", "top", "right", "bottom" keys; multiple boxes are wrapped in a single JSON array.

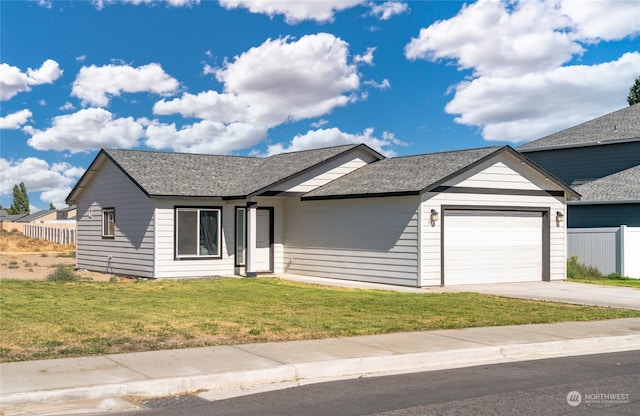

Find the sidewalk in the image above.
[{"left": 2, "top": 318, "right": 639, "bottom": 415}]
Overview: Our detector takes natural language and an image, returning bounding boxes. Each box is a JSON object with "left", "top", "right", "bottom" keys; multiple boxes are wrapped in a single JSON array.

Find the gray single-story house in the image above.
[{"left": 66, "top": 143, "right": 578, "bottom": 286}]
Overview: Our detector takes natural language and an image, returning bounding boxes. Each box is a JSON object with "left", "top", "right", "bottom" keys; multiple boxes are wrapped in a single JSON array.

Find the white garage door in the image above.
[{"left": 444, "top": 210, "right": 543, "bottom": 285}]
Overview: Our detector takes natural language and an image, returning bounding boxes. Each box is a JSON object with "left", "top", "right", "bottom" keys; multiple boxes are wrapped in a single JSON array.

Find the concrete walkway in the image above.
[{"left": 2, "top": 318, "right": 640, "bottom": 415}]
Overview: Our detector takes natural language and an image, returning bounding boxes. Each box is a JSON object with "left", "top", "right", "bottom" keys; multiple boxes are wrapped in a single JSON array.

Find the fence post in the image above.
[{"left": 620, "top": 225, "right": 626, "bottom": 277}]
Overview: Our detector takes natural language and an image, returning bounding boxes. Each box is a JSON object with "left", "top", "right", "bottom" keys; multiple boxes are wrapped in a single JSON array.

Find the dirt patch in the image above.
[{"left": 0, "top": 230, "right": 117, "bottom": 282}]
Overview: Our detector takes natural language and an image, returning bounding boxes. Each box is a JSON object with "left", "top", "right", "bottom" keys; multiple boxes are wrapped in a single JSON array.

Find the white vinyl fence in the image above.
[
  {"left": 567, "top": 225, "right": 640, "bottom": 279},
  {"left": 23, "top": 224, "right": 76, "bottom": 245}
]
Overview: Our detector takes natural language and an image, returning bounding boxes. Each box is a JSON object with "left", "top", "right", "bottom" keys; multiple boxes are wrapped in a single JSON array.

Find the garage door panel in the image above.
[{"left": 444, "top": 210, "right": 543, "bottom": 285}]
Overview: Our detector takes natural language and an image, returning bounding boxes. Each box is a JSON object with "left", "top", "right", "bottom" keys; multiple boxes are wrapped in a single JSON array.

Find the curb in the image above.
[{"left": 2, "top": 334, "right": 639, "bottom": 408}]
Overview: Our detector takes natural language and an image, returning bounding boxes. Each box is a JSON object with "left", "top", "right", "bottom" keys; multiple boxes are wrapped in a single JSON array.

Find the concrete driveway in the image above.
[
  {"left": 431, "top": 281, "right": 640, "bottom": 310},
  {"left": 281, "top": 274, "right": 639, "bottom": 310}
]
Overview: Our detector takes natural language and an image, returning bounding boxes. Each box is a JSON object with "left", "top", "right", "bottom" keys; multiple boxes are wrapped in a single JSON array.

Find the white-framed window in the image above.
[
  {"left": 102, "top": 208, "right": 115, "bottom": 238},
  {"left": 235, "top": 207, "right": 246, "bottom": 266},
  {"left": 175, "top": 207, "right": 221, "bottom": 259}
]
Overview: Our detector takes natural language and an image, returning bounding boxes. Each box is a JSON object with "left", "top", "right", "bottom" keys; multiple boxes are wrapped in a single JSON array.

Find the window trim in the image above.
[
  {"left": 234, "top": 207, "right": 246, "bottom": 267},
  {"left": 101, "top": 208, "right": 115, "bottom": 239},
  {"left": 174, "top": 206, "right": 222, "bottom": 260}
]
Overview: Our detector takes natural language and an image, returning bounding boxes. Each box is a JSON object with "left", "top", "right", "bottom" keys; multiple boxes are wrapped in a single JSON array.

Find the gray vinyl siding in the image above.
[
  {"left": 568, "top": 203, "right": 640, "bottom": 228},
  {"left": 283, "top": 196, "right": 420, "bottom": 286},
  {"left": 76, "top": 160, "right": 155, "bottom": 278},
  {"left": 522, "top": 141, "right": 640, "bottom": 186}
]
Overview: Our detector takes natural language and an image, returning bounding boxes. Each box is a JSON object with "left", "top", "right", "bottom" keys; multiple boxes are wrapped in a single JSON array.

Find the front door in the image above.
[{"left": 255, "top": 208, "right": 273, "bottom": 272}]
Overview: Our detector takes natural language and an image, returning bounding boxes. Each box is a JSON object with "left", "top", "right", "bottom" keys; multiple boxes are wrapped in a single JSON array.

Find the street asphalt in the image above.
[{"left": 0, "top": 279, "right": 638, "bottom": 415}]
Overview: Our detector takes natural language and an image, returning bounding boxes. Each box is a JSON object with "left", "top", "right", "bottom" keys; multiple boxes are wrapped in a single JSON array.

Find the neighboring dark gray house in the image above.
[
  {"left": 66, "top": 144, "right": 576, "bottom": 286},
  {"left": 518, "top": 105, "right": 640, "bottom": 227}
]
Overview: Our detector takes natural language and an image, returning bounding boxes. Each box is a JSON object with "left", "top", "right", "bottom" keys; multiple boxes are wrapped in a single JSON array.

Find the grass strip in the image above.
[{"left": 2, "top": 277, "right": 639, "bottom": 362}]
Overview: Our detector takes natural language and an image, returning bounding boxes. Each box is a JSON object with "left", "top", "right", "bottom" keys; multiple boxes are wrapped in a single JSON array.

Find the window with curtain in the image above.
[
  {"left": 175, "top": 207, "right": 221, "bottom": 258},
  {"left": 102, "top": 208, "right": 115, "bottom": 238}
]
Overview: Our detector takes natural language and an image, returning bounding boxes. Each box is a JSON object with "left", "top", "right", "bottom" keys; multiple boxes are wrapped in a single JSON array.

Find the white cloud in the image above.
[
  {"left": 218, "top": 0, "right": 363, "bottom": 24},
  {"left": 154, "top": 33, "right": 360, "bottom": 151},
  {"left": 263, "top": 127, "right": 404, "bottom": 157},
  {"left": 405, "top": 0, "right": 640, "bottom": 143},
  {"left": 369, "top": 1, "right": 408, "bottom": 20},
  {"left": 0, "top": 110, "right": 32, "bottom": 129},
  {"left": 354, "top": 47, "right": 376, "bottom": 65},
  {"left": 0, "top": 157, "right": 83, "bottom": 209},
  {"left": 364, "top": 78, "right": 390, "bottom": 90},
  {"left": 145, "top": 120, "right": 266, "bottom": 154},
  {"left": 71, "top": 63, "right": 179, "bottom": 107},
  {"left": 60, "top": 102, "right": 75, "bottom": 111},
  {"left": 405, "top": 0, "right": 580, "bottom": 77},
  {"left": 93, "top": 0, "right": 200, "bottom": 9},
  {"left": 0, "top": 59, "right": 63, "bottom": 101},
  {"left": 26, "top": 108, "right": 145, "bottom": 153},
  {"left": 559, "top": 0, "right": 640, "bottom": 41},
  {"left": 311, "top": 118, "right": 329, "bottom": 128},
  {"left": 446, "top": 52, "right": 640, "bottom": 143}
]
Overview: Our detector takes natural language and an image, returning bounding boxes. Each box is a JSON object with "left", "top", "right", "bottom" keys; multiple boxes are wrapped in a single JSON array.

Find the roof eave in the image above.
[
  {"left": 301, "top": 190, "right": 420, "bottom": 201},
  {"left": 519, "top": 136, "right": 640, "bottom": 153},
  {"left": 568, "top": 199, "right": 640, "bottom": 205},
  {"left": 66, "top": 149, "right": 153, "bottom": 205}
]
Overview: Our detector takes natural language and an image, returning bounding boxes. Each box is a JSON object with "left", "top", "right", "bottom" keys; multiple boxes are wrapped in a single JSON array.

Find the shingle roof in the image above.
[
  {"left": 94, "top": 144, "right": 373, "bottom": 199},
  {"left": 303, "top": 147, "right": 502, "bottom": 199},
  {"left": 518, "top": 105, "right": 640, "bottom": 151},
  {"left": 16, "top": 210, "right": 55, "bottom": 222},
  {"left": 104, "top": 149, "right": 262, "bottom": 198},
  {"left": 573, "top": 164, "right": 640, "bottom": 202}
]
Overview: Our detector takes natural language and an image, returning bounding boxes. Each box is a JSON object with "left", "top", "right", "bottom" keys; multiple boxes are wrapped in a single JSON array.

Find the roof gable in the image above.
[
  {"left": 302, "top": 146, "right": 579, "bottom": 200},
  {"left": 518, "top": 105, "right": 640, "bottom": 151}
]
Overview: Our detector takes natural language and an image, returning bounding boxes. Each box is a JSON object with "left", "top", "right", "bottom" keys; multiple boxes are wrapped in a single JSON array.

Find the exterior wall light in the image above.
[
  {"left": 556, "top": 210, "right": 564, "bottom": 226},
  {"left": 430, "top": 209, "right": 439, "bottom": 224}
]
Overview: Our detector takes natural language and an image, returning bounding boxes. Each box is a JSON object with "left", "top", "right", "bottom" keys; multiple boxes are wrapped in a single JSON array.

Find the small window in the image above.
[
  {"left": 175, "top": 207, "right": 221, "bottom": 258},
  {"left": 235, "top": 207, "right": 246, "bottom": 266},
  {"left": 102, "top": 208, "right": 115, "bottom": 238}
]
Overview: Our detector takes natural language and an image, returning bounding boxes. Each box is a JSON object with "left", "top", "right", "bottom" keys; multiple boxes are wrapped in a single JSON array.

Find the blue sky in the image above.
[{"left": 1, "top": 0, "right": 638, "bottom": 211}]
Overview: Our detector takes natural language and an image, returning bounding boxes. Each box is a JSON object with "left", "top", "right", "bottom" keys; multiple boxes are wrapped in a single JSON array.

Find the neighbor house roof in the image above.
[
  {"left": 303, "top": 146, "right": 579, "bottom": 200},
  {"left": 16, "top": 210, "right": 55, "bottom": 222},
  {"left": 571, "top": 164, "right": 640, "bottom": 203},
  {"left": 66, "top": 144, "right": 384, "bottom": 203},
  {"left": 518, "top": 105, "right": 640, "bottom": 151}
]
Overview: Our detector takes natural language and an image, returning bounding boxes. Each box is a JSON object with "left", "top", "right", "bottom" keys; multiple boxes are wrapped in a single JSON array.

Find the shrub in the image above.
[
  {"left": 567, "top": 256, "right": 602, "bottom": 279},
  {"left": 47, "top": 265, "right": 79, "bottom": 282}
]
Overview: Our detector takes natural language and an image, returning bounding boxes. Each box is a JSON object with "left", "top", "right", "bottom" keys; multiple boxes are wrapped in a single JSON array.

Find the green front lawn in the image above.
[{"left": 2, "top": 277, "right": 639, "bottom": 362}]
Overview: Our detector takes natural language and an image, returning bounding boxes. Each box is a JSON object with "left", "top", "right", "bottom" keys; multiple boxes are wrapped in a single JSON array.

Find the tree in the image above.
[
  {"left": 49, "top": 202, "right": 56, "bottom": 210},
  {"left": 628, "top": 76, "right": 640, "bottom": 106},
  {"left": 7, "top": 182, "right": 30, "bottom": 215}
]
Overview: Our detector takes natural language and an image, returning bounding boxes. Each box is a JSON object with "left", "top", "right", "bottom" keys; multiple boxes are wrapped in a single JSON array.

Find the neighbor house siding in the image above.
[
  {"left": 568, "top": 203, "right": 640, "bottom": 228},
  {"left": 76, "top": 160, "right": 155, "bottom": 277},
  {"left": 420, "top": 156, "right": 567, "bottom": 286},
  {"left": 522, "top": 141, "right": 640, "bottom": 186},
  {"left": 268, "top": 149, "right": 378, "bottom": 193},
  {"left": 283, "top": 196, "right": 420, "bottom": 286}
]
